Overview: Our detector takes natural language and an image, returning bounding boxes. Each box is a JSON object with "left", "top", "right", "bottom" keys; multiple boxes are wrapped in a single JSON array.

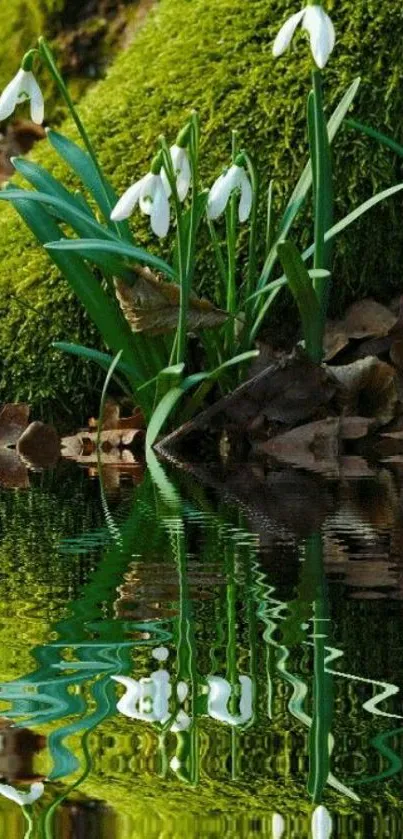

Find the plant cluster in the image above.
[{"left": 0, "top": 6, "right": 402, "bottom": 443}]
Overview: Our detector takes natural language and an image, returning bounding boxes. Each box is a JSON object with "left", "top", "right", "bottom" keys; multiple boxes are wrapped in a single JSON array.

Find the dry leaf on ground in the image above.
[
  {"left": 115, "top": 266, "right": 227, "bottom": 335},
  {"left": 329, "top": 356, "right": 397, "bottom": 427}
]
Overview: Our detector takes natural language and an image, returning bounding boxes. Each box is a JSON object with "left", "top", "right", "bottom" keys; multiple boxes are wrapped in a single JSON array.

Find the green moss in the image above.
[
  {"left": 0, "top": 1, "right": 62, "bottom": 93},
  {"left": 1, "top": 0, "right": 403, "bottom": 415}
]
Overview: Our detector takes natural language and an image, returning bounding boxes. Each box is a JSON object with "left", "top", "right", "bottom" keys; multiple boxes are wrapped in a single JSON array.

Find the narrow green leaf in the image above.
[
  {"left": 45, "top": 237, "right": 177, "bottom": 279},
  {"left": 346, "top": 118, "right": 403, "bottom": 158},
  {"left": 302, "top": 181, "right": 403, "bottom": 262},
  {"left": 248, "top": 180, "right": 403, "bottom": 343},
  {"left": 47, "top": 129, "right": 132, "bottom": 239},
  {"left": 7, "top": 193, "right": 147, "bottom": 398},
  {"left": 258, "top": 77, "right": 361, "bottom": 290},
  {"left": 146, "top": 387, "right": 184, "bottom": 449},
  {"left": 12, "top": 157, "right": 96, "bottom": 219},
  {"left": 277, "top": 241, "right": 322, "bottom": 362},
  {"left": 0, "top": 188, "right": 115, "bottom": 242},
  {"left": 97, "top": 351, "right": 123, "bottom": 451},
  {"left": 154, "top": 363, "right": 185, "bottom": 409},
  {"left": 52, "top": 341, "right": 135, "bottom": 378},
  {"left": 180, "top": 350, "right": 259, "bottom": 423}
]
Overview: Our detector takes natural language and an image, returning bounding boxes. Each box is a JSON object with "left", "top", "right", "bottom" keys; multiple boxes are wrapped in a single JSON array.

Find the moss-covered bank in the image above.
[{"left": 1, "top": 0, "right": 403, "bottom": 416}]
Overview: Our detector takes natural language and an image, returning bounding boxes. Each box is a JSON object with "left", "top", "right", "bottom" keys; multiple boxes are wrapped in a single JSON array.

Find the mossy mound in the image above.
[
  {"left": 1, "top": 0, "right": 403, "bottom": 416},
  {"left": 0, "top": 1, "right": 61, "bottom": 93}
]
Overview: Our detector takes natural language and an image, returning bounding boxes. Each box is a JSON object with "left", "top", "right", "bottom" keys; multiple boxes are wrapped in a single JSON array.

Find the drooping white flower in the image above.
[
  {"left": 162, "top": 144, "right": 191, "bottom": 202},
  {"left": 312, "top": 805, "right": 333, "bottom": 839},
  {"left": 0, "top": 68, "right": 44, "bottom": 124},
  {"left": 207, "top": 164, "right": 252, "bottom": 222},
  {"left": 0, "top": 781, "right": 44, "bottom": 807},
  {"left": 272, "top": 813, "right": 285, "bottom": 839},
  {"left": 272, "top": 5, "right": 335, "bottom": 70},
  {"left": 111, "top": 171, "right": 171, "bottom": 238}
]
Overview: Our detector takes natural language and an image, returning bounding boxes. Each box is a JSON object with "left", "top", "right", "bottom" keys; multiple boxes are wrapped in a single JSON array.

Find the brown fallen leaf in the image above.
[
  {"left": 115, "top": 266, "right": 227, "bottom": 335},
  {"left": 158, "top": 352, "right": 336, "bottom": 452},
  {"left": 329, "top": 356, "right": 397, "bottom": 427},
  {"left": 0, "top": 403, "right": 30, "bottom": 447},
  {"left": 324, "top": 299, "right": 398, "bottom": 362},
  {"left": 88, "top": 401, "right": 145, "bottom": 431},
  {"left": 323, "top": 320, "right": 349, "bottom": 361},
  {"left": 343, "top": 299, "right": 396, "bottom": 340}
]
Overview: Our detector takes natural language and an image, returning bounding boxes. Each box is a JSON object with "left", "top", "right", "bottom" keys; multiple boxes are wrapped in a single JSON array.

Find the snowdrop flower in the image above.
[
  {"left": 312, "top": 805, "right": 333, "bottom": 839},
  {"left": 0, "top": 67, "right": 44, "bottom": 124},
  {"left": 272, "top": 4, "right": 335, "bottom": 70},
  {"left": 0, "top": 781, "right": 44, "bottom": 807},
  {"left": 162, "top": 144, "right": 191, "bottom": 202},
  {"left": 207, "top": 158, "right": 252, "bottom": 222},
  {"left": 111, "top": 154, "right": 171, "bottom": 238}
]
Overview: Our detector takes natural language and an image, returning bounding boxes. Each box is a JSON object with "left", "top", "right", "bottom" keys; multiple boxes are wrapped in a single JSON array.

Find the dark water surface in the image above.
[{"left": 0, "top": 457, "right": 403, "bottom": 837}]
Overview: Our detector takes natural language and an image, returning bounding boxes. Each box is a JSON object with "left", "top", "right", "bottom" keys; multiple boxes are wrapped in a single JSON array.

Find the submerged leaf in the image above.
[{"left": 115, "top": 267, "right": 228, "bottom": 335}]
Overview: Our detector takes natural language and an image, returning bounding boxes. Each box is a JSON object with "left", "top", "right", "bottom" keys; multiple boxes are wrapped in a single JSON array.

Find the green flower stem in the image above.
[
  {"left": 22, "top": 806, "right": 34, "bottom": 839},
  {"left": 225, "top": 196, "right": 237, "bottom": 354},
  {"left": 311, "top": 69, "right": 333, "bottom": 350},
  {"left": 208, "top": 218, "right": 227, "bottom": 307},
  {"left": 159, "top": 135, "right": 188, "bottom": 365},
  {"left": 38, "top": 38, "right": 120, "bottom": 236},
  {"left": 305, "top": 531, "right": 334, "bottom": 803},
  {"left": 243, "top": 152, "right": 259, "bottom": 314}
]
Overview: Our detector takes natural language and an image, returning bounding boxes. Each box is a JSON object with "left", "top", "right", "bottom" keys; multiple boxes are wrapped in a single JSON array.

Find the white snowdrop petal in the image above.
[
  {"left": 238, "top": 169, "right": 253, "bottom": 222},
  {"left": 272, "top": 9, "right": 305, "bottom": 56},
  {"left": 110, "top": 179, "right": 144, "bottom": 220},
  {"left": 312, "top": 804, "right": 333, "bottom": 839},
  {"left": 272, "top": 812, "right": 285, "bottom": 839},
  {"left": 160, "top": 167, "right": 172, "bottom": 198},
  {"left": 151, "top": 179, "right": 170, "bottom": 237},
  {"left": 139, "top": 172, "right": 157, "bottom": 215},
  {"left": 0, "top": 70, "right": 25, "bottom": 121},
  {"left": 172, "top": 146, "right": 191, "bottom": 201},
  {"left": 207, "top": 171, "right": 233, "bottom": 219},
  {"left": 303, "top": 5, "right": 335, "bottom": 69},
  {"left": 27, "top": 73, "right": 44, "bottom": 124}
]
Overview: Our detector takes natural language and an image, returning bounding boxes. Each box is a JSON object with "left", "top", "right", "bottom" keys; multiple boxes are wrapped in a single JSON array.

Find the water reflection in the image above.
[{"left": 0, "top": 463, "right": 402, "bottom": 835}]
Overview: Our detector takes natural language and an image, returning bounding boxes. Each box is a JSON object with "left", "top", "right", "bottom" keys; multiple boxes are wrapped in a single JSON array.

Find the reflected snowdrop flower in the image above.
[
  {"left": 207, "top": 675, "right": 252, "bottom": 725},
  {"left": 312, "top": 805, "right": 333, "bottom": 839},
  {"left": 272, "top": 5, "right": 335, "bottom": 70},
  {"left": 162, "top": 144, "right": 191, "bottom": 202},
  {"left": 207, "top": 159, "right": 252, "bottom": 222},
  {"left": 272, "top": 813, "right": 285, "bottom": 839},
  {"left": 112, "top": 671, "right": 171, "bottom": 723},
  {"left": 0, "top": 781, "right": 44, "bottom": 807},
  {"left": 111, "top": 155, "right": 171, "bottom": 238},
  {"left": 0, "top": 67, "right": 44, "bottom": 124}
]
